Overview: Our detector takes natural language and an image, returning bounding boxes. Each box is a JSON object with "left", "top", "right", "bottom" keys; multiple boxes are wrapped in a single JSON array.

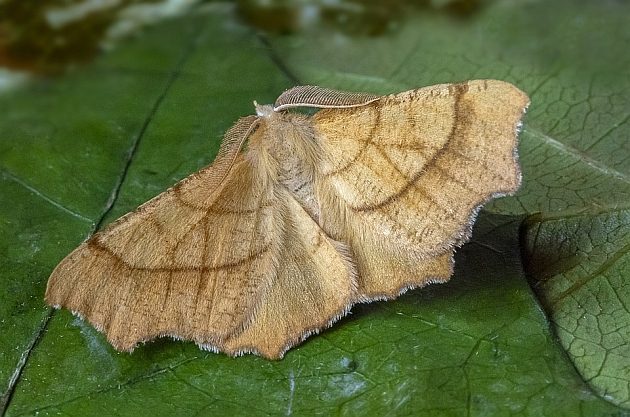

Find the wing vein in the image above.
[
  {"left": 349, "top": 84, "right": 468, "bottom": 212},
  {"left": 324, "top": 107, "right": 381, "bottom": 177}
]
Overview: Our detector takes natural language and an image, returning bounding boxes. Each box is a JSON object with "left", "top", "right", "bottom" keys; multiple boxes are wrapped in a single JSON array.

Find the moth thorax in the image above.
[{"left": 263, "top": 118, "right": 320, "bottom": 221}]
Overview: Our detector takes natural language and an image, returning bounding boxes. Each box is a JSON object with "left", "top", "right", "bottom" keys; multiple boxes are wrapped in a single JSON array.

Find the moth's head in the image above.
[{"left": 254, "top": 101, "right": 275, "bottom": 118}]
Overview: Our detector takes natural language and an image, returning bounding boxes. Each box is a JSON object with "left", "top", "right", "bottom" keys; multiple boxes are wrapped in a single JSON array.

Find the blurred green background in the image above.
[{"left": 0, "top": 1, "right": 629, "bottom": 416}]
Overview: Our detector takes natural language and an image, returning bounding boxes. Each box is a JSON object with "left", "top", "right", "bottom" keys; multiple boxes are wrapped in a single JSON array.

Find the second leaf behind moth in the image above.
[{"left": 46, "top": 80, "right": 530, "bottom": 359}]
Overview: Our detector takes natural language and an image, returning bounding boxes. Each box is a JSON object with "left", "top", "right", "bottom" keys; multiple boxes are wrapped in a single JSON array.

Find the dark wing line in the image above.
[
  {"left": 323, "top": 108, "right": 381, "bottom": 177},
  {"left": 346, "top": 83, "right": 470, "bottom": 212},
  {"left": 88, "top": 238, "right": 272, "bottom": 273}
]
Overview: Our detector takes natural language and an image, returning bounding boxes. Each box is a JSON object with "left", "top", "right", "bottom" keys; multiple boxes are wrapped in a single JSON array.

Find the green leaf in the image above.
[
  {"left": 522, "top": 209, "right": 630, "bottom": 408},
  {"left": 1, "top": 1, "right": 628, "bottom": 416}
]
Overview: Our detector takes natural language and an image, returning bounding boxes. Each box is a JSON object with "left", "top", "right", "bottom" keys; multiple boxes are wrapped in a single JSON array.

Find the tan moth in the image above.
[{"left": 46, "top": 80, "right": 529, "bottom": 359}]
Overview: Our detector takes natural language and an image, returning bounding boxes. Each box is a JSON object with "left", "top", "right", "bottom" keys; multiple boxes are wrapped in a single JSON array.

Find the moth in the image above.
[{"left": 46, "top": 80, "right": 529, "bottom": 359}]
